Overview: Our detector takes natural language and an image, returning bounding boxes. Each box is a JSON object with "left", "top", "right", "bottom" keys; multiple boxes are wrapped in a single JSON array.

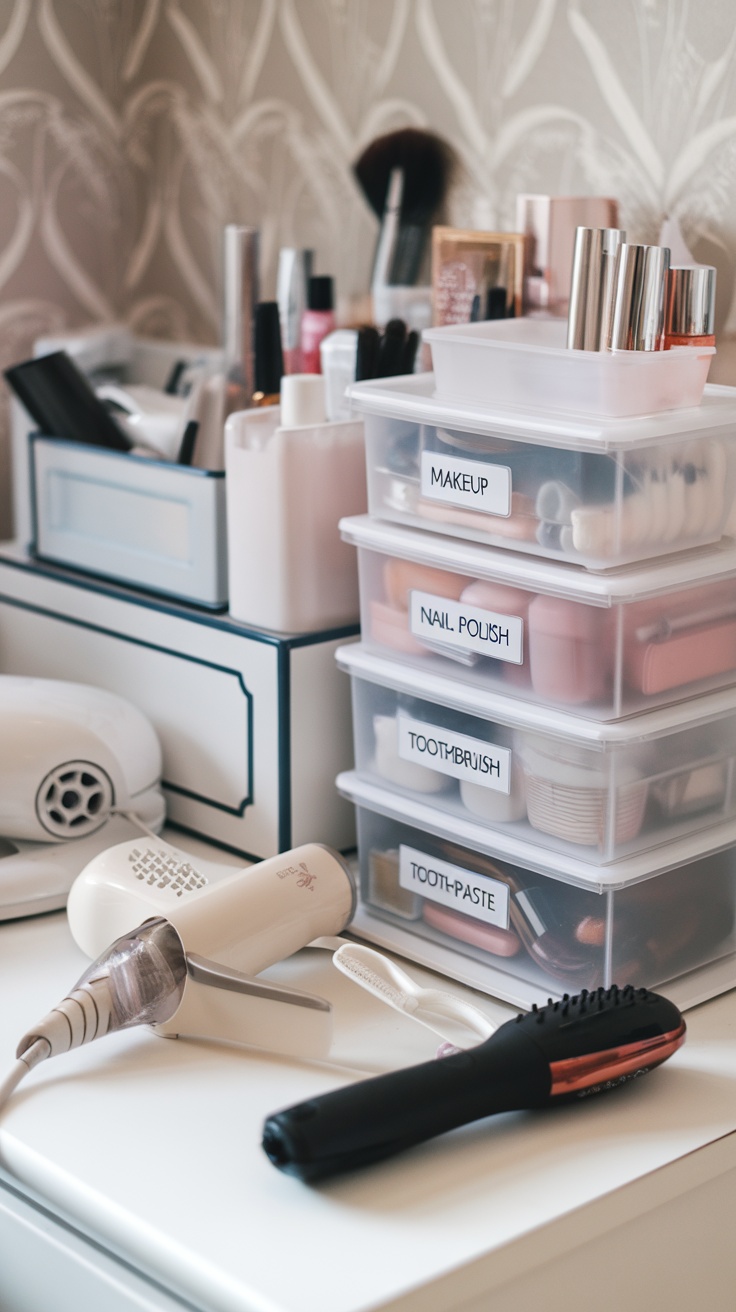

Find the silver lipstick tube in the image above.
[
  {"left": 566, "top": 226, "right": 626, "bottom": 351},
  {"left": 665, "top": 265, "right": 716, "bottom": 338},
  {"left": 277, "top": 248, "right": 314, "bottom": 355},
  {"left": 223, "top": 224, "right": 259, "bottom": 396},
  {"left": 608, "top": 243, "right": 670, "bottom": 351}
]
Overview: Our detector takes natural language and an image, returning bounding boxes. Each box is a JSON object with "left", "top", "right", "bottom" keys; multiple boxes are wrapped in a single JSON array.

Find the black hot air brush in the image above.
[{"left": 261, "top": 984, "right": 685, "bottom": 1182}]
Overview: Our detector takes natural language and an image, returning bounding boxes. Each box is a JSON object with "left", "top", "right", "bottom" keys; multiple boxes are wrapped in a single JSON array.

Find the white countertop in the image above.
[{"left": 2, "top": 838, "right": 736, "bottom": 1312}]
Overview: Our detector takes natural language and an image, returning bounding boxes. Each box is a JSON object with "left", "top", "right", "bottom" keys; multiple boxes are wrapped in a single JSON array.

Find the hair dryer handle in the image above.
[{"left": 154, "top": 955, "right": 333, "bottom": 1060}]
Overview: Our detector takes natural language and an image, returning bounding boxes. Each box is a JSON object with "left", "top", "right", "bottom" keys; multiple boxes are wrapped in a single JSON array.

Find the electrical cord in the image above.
[
  {"left": 0, "top": 977, "right": 114, "bottom": 1115},
  {"left": 0, "top": 1040, "right": 49, "bottom": 1113},
  {"left": 0, "top": 920, "right": 186, "bottom": 1117}
]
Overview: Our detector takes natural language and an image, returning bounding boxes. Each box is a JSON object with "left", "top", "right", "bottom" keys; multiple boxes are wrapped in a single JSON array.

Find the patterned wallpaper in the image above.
[{"left": 2, "top": 0, "right": 736, "bottom": 535}]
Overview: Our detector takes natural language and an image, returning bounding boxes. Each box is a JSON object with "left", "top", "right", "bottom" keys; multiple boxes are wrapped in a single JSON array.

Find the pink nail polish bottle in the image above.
[{"left": 300, "top": 276, "right": 336, "bottom": 374}]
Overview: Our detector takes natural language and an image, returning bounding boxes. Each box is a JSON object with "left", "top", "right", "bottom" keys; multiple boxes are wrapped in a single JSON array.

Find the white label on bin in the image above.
[
  {"left": 397, "top": 713, "right": 511, "bottom": 793},
  {"left": 398, "top": 845, "right": 510, "bottom": 928},
  {"left": 409, "top": 591, "right": 524, "bottom": 664},
  {"left": 420, "top": 451, "right": 511, "bottom": 517}
]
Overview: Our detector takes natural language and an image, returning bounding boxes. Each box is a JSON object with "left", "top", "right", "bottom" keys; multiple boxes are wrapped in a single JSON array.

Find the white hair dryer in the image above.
[{"left": 1, "top": 839, "right": 355, "bottom": 1113}]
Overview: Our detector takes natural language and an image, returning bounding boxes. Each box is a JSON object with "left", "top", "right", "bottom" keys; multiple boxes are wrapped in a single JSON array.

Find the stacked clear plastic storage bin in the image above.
[{"left": 339, "top": 329, "right": 736, "bottom": 1010}]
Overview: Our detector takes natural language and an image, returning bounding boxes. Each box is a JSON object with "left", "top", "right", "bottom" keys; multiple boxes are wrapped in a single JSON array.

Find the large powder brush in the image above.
[
  {"left": 354, "top": 127, "right": 456, "bottom": 287},
  {"left": 262, "top": 984, "right": 685, "bottom": 1182}
]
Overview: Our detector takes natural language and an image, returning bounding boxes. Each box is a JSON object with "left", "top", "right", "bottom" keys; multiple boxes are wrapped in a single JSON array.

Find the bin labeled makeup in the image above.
[
  {"left": 339, "top": 642, "right": 736, "bottom": 864},
  {"left": 422, "top": 317, "right": 715, "bottom": 417},
  {"left": 340, "top": 514, "right": 736, "bottom": 720},
  {"left": 339, "top": 771, "right": 736, "bottom": 1010},
  {"left": 347, "top": 373, "right": 736, "bottom": 570}
]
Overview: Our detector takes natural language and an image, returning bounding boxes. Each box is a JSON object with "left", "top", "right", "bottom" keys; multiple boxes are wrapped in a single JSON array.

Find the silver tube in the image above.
[
  {"left": 223, "top": 225, "right": 259, "bottom": 399},
  {"left": 608, "top": 243, "right": 670, "bottom": 351},
  {"left": 665, "top": 265, "right": 716, "bottom": 338},
  {"left": 567, "top": 226, "right": 626, "bottom": 351},
  {"left": 276, "top": 248, "right": 314, "bottom": 368}
]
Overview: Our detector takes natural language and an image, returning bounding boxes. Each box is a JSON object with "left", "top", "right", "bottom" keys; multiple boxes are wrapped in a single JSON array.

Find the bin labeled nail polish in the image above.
[{"left": 341, "top": 514, "right": 736, "bottom": 719}]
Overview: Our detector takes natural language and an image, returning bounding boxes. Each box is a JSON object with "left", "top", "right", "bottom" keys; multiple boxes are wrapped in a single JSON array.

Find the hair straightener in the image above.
[{"left": 261, "top": 985, "right": 685, "bottom": 1182}]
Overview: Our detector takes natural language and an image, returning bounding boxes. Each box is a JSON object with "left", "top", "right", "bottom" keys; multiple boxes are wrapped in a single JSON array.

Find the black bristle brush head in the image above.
[{"left": 353, "top": 127, "right": 456, "bottom": 225}]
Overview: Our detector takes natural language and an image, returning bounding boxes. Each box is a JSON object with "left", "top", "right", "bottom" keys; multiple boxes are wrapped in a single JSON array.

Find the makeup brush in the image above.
[
  {"left": 354, "top": 128, "right": 456, "bottom": 289},
  {"left": 262, "top": 985, "right": 685, "bottom": 1181}
]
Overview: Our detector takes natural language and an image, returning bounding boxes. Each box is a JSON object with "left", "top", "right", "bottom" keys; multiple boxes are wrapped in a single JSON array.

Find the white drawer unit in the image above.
[{"left": 0, "top": 546, "right": 357, "bottom": 860}]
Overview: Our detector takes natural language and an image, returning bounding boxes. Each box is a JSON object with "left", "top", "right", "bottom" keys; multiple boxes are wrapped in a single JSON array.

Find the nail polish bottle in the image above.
[
  {"left": 664, "top": 265, "right": 716, "bottom": 349},
  {"left": 300, "top": 276, "right": 336, "bottom": 374}
]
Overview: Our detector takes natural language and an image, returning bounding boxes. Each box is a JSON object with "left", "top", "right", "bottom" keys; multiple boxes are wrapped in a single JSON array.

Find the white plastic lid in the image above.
[
  {"left": 336, "top": 642, "right": 736, "bottom": 744},
  {"left": 280, "top": 373, "right": 327, "bottom": 428},
  {"left": 346, "top": 373, "right": 736, "bottom": 451},
  {"left": 340, "top": 513, "right": 736, "bottom": 603},
  {"left": 337, "top": 769, "right": 736, "bottom": 890}
]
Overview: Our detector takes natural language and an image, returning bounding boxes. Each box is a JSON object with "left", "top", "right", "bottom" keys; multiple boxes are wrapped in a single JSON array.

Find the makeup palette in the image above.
[{"left": 347, "top": 372, "right": 736, "bottom": 570}]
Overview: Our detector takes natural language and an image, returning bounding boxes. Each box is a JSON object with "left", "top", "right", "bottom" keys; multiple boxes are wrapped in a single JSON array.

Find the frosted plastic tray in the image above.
[
  {"left": 341, "top": 513, "right": 736, "bottom": 720},
  {"left": 347, "top": 374, "right": 736, "bottom": 570},
  {"left": 423, "top": 317, "right": 715, "bottom": 418},
  {"left": 339, "top": 642, "right": 736, "bottom": 864},
  {"left": 339, "top": 770, "right": 736, "bottom": 1008}
]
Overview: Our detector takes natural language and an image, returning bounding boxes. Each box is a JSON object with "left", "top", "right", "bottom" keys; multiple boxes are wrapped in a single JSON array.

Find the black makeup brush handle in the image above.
[{"left": 261, "top": 1022, "right": 550, "bottom": 1182}]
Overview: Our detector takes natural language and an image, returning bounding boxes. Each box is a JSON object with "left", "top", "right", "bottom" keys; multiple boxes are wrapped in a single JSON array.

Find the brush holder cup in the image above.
[{"left": 225, "top": 407, "right": 367, "bottom": 633}]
